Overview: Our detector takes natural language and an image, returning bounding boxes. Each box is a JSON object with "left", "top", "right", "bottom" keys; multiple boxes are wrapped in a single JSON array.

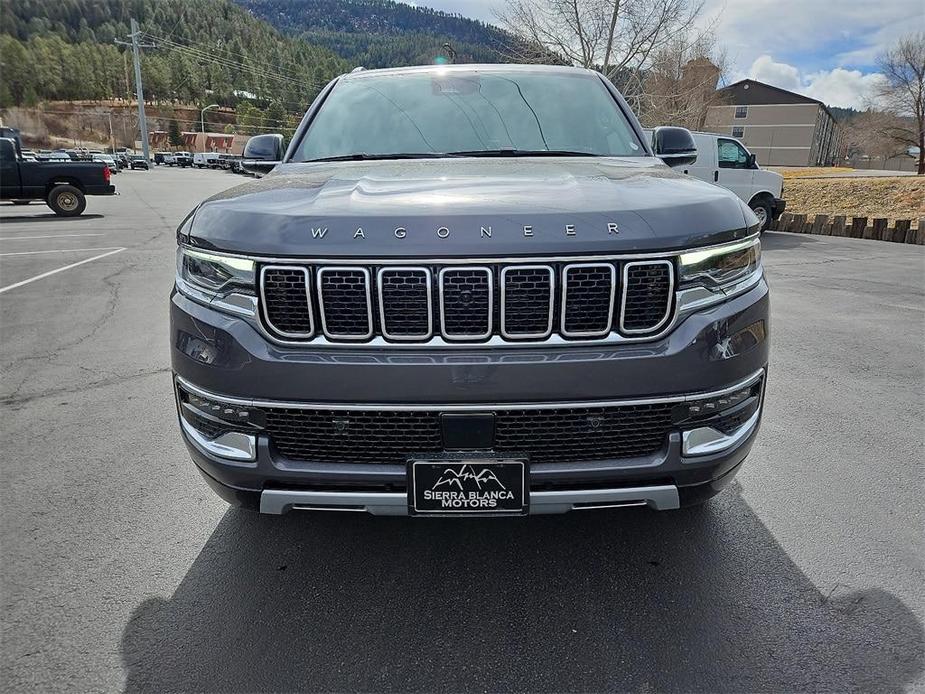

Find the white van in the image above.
[
  {"left": 645, "top": 129, "right": 785, "bottom": 231},
  {"left": 193, "top": 152, "right": 220, "bottom": 168}
]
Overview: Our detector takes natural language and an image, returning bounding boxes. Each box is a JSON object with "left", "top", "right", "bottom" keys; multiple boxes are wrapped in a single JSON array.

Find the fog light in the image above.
[
  {"left": 685, "top": 386, "right": 752, "bottom": 418},
  {"left": 175, "top": 382, "right": 263, "bottom": 461}
]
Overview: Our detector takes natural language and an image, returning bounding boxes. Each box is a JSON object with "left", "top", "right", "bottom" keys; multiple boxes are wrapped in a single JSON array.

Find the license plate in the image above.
[{"left": 409, "top": 460, "right": 527, "bottom": 515}]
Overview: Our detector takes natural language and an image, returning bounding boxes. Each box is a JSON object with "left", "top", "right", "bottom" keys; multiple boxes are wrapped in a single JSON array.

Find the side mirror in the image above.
[
  {"left": 242, "top": 133, "right": 284, "bottom": 176},
  {"left": 747, "top": 153, "right": 757, "bottom": 169},
  {"left": 652, "top": 126, "right": 697, "bottom": 167}
]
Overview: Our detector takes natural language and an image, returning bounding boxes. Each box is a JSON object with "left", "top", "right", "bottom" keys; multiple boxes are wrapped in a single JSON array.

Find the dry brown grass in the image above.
[
  {"left": 771, "top": 167, "right": 854, "bottom": 178},
  {"left": 783, "top": 176, "right": 924, "bottom": 228}
]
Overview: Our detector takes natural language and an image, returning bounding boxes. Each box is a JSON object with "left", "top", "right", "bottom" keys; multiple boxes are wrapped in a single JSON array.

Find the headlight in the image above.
[
  {"left": 678, "top": 237, "right": 761, "bottom": 291},
  {"left": 177, "top": 247, "right": 255, "bottom": 295},
  {"left": 176, "top": 247, "right": 256, "bottom": 315}
]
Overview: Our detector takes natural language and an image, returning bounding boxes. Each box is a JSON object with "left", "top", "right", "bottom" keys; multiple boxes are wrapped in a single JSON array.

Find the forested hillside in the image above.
[
  {"left": 234, "top": 0, "right": 512, "bottom": 67},
  {"left": 0, "top": 0, "right": 347, "bottom": 108}
]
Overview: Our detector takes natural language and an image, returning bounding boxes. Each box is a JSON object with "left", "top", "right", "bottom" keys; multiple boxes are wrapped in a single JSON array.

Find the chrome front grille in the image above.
[{"left": 259, "top": 259, "right": 676, "bottom": 345}]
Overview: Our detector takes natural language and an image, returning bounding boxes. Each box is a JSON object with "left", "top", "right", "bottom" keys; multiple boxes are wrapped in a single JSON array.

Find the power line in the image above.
[
  {"left": 140, "top": 28, "right": 330, "bottom": 81},
  {"left": 143, "top": 32, "right": 332, "bottom": 91}
]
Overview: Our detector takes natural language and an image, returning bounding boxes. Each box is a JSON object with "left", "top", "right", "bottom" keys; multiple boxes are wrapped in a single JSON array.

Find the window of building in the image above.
[
  {"left": 732, "top": 126, "right": 744, "bottom": 138},
  {"left": 734, "top": 105, "right": 748, "bottom": 119}
]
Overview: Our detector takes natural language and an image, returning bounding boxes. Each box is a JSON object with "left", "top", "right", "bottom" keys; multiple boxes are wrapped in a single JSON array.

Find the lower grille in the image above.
[{"left": 264, "top": 402, "right": 675, "bottom": 465}]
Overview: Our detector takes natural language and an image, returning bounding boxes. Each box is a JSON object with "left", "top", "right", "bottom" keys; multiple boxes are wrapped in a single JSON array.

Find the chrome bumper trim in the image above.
[
  {"left": 175, "top": 368, "right": 765, "bottom": 412},
  {"left": 179, "top": 417, "right": 256, "bottom": 461},
  {"left": 682, "top": 408, "right": 761, "bottom": 456},
  {"left": 259, "top": 485, "right": 680, "bottom": 515}
]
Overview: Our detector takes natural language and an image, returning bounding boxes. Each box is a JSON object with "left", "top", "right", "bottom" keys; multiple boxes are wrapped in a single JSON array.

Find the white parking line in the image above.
[
  {"left": 0, "top": 246, "right": 122, "bottom": 257},
  {"left": 0, "top": 248, "right": 126, "bottom": 294},
  {"left": 0, "top": 233, "right": 105, "bottom": 241}
]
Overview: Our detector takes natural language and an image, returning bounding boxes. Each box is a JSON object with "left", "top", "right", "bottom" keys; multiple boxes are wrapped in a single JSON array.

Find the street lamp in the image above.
[{"left": 200, "top": 103, "right": 220, "bottom": 134}]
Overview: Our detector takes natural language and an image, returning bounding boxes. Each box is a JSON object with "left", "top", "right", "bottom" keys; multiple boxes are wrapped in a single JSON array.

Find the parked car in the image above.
[
  {"left": 645, "top": 130, "right": 784, "bottom": 232},
  {"left": 193, "top": 152, "right": 220, "bottom": 168},
  {"left": 37, "top": 151, "right": 72, "bottom": 162},
  {"left": 174, "top": 151, "right": 193, "bottom": 167},
  {"left": 171, "top": 64, "right": 768, "bottom": 517},
  {"left": 0, "top": 137, "right": 115, "bottom": 215},
  {"left": 217, "top": 154, "right": 241, "bottom": 170},
  {"left": 154, "top": 151, "right": 169, "bottom": 165},
  {"left": 163, "top": 152, "right": 176, "bottom": 166},
  {"left": 92, "top": 153, "right": 120, "bottom": 173},
  {"left": 128, "top": 155, "right": 150, "bottom": 170}
]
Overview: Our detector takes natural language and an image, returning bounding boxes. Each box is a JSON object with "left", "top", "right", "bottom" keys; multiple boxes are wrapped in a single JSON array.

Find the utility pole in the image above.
[{"left": 115, "top": 19, "right": 156, "bottom": 161}]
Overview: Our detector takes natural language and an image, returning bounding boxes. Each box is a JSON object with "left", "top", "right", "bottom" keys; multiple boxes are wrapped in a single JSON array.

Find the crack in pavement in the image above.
[{"left": 1, "top": 367, "right": 172, "bottom": 408}]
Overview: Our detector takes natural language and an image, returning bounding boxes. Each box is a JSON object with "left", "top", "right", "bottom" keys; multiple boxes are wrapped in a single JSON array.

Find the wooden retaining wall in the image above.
[{"left": 769, "top": 214, "right": 925, "bottom": 244}]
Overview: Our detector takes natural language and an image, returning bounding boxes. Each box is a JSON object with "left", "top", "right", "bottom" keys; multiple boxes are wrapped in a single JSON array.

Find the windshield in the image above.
[{"left": 293, "top": 69, "right": 644, "bottom": 161}]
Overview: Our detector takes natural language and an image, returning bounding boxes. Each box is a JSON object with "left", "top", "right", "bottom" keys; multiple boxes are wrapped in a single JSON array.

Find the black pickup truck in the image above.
[{"left": 0, "top": 137, "right": 115, "bottom": 216}]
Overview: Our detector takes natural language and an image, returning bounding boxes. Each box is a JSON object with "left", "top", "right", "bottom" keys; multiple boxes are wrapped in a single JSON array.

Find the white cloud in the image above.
[
  {"left": 802, "top": 68, "right": 888, "bottom": 109},
  {"left": 697, "top": 0, "right": 921, "bottom": 70},
  {"left": 743, "top": 54, "right": 888, "bottom": 109},
  {"left": 747, "top": 55, "right": 802, "bottom": 93}
]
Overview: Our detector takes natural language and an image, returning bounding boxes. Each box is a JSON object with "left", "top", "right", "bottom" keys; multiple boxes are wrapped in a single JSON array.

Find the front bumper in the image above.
[{"left": 171, "top": 279, "right": 769, "bottom": 515}]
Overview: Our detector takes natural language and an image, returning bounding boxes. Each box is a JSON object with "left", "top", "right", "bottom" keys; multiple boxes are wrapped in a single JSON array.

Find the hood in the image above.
[{"left": 185, "top": 157, "right": 753, "bottom": 257}]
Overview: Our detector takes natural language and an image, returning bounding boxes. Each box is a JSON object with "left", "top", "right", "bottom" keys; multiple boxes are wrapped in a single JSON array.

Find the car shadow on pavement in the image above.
[
  {"left": 760, "top": 231, "right": 828, "bottom": 251},
  {"left": 120, "top": 487, "right": 923, "bottom": 693},
  {"left": 0, "top": 213, "right": 104, "bottom": 222}
]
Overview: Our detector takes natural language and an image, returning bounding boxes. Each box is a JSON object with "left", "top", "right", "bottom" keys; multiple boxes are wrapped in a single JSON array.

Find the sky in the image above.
[{"left": 408, "top": 0, "right": 924, "bottom": 109}]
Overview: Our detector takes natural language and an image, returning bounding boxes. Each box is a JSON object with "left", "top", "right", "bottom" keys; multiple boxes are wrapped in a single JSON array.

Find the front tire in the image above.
[
  {"left": 749, "top": 199, "right": 772, "bottom": 232},
  {"left": 47, "top": 184, "right": 86, "bottom": 217}
]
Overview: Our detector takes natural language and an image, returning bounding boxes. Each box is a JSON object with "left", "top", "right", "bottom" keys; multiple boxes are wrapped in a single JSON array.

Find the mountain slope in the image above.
[
  {"left": 233, "top": 0, "right": 513, "bottom": 67},
  {"left": 0, "top": 0, "right": 347, "bottom": 108}
]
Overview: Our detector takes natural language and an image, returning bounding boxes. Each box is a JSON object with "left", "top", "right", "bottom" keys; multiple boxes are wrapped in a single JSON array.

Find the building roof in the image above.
[{"left": 718, "top": 79, "right": 836, "bottom": 120}]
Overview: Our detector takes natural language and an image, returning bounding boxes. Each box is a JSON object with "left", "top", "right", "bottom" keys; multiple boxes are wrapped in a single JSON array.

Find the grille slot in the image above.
[
  {"left": 260, "top": 266, "right": 313, "bottom": 337},
  {"left": 561, "top": 263, "right": 616, "bottom": 337},
  {"left": 377, "top": 268, "right": 432, "bottom": 340},
  {"left": 501, "top": 265, "right": 554, "bottom": 339},
  {"left": 439, "top": 267, "right": 493, "bottom": 340},
  {"left": 263, "top": 402, "right": 675, "bottom": 465},
  {"left": 621, "top": 261, "right": 674, "bottom": 334},
  {"left": 317, "top": 267, "right": 373, "bottom": 340}
]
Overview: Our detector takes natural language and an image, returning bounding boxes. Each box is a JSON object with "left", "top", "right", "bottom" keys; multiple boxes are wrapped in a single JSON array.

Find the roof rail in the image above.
[{"left": 351, "top": 66, "right": 366, "bottom": 73}]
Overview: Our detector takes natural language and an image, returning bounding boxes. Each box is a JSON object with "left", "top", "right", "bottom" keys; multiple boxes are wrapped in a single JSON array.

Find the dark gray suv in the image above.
[{"left": 171, "top": 65, "right": 768, "bottom": 516}]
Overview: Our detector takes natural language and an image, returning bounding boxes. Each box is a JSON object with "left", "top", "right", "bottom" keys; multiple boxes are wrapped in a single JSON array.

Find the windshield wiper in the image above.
[
  {"left": 306, "top": 152, "right": 445, "bottom": 162},
  {"left": 445, "top": 149, "right": 601, "bottom": 158}
]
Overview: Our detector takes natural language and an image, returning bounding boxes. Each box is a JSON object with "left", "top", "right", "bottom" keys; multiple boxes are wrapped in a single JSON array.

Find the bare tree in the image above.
[
  {"left": 875, "top": 32, "right": 925, "bottom": 174},
  {"left": 496, "top": 0, "right": 703, "bottom": 89},
  {"left": 843, "top": 110, "right": 909, "bottom": 162},
  {"left": 634, "top": 33, "right": 725, "bottom": 128}
]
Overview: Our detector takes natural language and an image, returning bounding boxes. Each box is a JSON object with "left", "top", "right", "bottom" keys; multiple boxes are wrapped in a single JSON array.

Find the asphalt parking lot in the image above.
[{"left": 1, "top": 167, "right": 923, "bottom": 692}]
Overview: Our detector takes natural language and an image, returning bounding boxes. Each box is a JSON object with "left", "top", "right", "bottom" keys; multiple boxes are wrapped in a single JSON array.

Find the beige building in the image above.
[{"left": 704, "top": 79, "right": 843, "bottom": 167}]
